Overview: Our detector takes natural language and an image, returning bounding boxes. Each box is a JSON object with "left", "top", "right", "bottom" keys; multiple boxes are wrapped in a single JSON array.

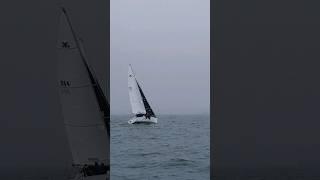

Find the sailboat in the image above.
[
  {"left": 128, "top": 64, "right": 158, "bottom": 124},
  {"left": 57, "top": 7, "right": 110, "bottom": 180}
]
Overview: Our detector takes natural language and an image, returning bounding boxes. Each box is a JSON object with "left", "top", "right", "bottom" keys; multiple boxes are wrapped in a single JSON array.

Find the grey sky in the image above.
[{"left": 111, "top": 0, "right": 210, "bottom": 115}]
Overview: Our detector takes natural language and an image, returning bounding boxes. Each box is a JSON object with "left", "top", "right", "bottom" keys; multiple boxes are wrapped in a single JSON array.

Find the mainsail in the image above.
[
  {"left": 57, "top": 6, "right": 109, "bottom": 171},
  {"left": 128, "top": 65, "right": 155, "bottom": 117},
  {"left": 128, "top": 65, "right": 146, "bottom": 115}
]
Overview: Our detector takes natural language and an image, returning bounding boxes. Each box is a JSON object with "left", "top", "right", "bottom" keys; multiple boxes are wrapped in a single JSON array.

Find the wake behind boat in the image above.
[{"left": 128, "top": 64, "right": 158, "bottom": 124}]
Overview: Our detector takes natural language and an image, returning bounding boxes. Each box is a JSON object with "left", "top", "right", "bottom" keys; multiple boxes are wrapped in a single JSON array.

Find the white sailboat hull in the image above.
[{"left": 128, "top": 116, "right": 158, "bottom": 124}]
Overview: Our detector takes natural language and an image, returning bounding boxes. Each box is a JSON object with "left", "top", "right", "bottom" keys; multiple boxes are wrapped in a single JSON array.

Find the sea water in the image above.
[{"left": 111, "top": 114, "right": 210, "bottom": 180}]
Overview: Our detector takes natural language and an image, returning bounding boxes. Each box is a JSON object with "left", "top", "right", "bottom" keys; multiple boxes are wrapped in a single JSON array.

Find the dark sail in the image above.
[
  {"left": 136, "top": 80, "right": 156, "bottom": 118},
  {"left": 90, "top": 73, "right": 110, "bottom": 136}
]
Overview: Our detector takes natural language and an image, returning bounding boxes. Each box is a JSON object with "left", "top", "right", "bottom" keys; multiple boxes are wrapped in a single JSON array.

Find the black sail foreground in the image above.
[
  {"left": 57, "top": 7, "right": 109, "bottom": 178},
  {"left": 136, "top": 80, "right": 156, "bottom": 118}
]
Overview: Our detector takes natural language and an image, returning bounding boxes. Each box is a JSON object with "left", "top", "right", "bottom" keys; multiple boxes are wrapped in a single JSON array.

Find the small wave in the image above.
[
  {"left": 111, "top": 174, "right": 137, "bottom": 180},
  {"left": 160, "top": 158, "right": 197, "bottom": 168},
  {"left": 125, "top": 164, "right": 147, "bottom": 169},
  {"left": 111, "top": 115, "right": 210, "bottom": 179},
  {"left": 148, "top": 136, "right": 158, "bottom": 140},
  {"left": 141, "top": 152, "right": 162, "bottom": 156},
  {"left": 170, "top": 157, "right": 194, "bottom": 162},
  {"left": 131, "top": 152, "right": 163, "bottom": 157}
]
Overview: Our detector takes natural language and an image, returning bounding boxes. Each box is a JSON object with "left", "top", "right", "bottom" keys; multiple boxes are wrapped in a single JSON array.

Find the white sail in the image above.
[
  {"left": 57, "top": 8, "right": 109, "bottom": 166},
  {"left": 128, "top": 65, "right": 146, "bottom": 115}
]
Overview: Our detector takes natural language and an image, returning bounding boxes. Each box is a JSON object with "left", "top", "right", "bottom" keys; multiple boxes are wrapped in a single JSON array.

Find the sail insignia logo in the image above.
[
  {"left": 61, "top": 41, "right": 71, "bottom": 48},
  {"left": 60, "top": 80, "right": 71, "bottom": 87},
  {"left": 60, "top": 80, "right": 71, "bottom": 94}
]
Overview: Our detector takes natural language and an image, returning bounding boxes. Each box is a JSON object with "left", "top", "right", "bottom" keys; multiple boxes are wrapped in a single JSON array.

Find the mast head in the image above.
[
  {"left": 60, "top": 6, "right": 67, "bottom": 14},
  {"left": 128, "top": 64, "right": 135, "bottom": 76}
]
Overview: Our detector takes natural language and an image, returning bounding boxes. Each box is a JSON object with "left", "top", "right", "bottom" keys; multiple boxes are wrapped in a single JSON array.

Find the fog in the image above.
[{"left": 111, "top": 0, "right": 210, "bottom": 115}]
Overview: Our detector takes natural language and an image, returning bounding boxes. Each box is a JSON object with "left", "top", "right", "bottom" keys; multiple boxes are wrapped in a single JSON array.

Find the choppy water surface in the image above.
[{"left": 111, "top": 114, "right": 209, "bottom": 180}]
